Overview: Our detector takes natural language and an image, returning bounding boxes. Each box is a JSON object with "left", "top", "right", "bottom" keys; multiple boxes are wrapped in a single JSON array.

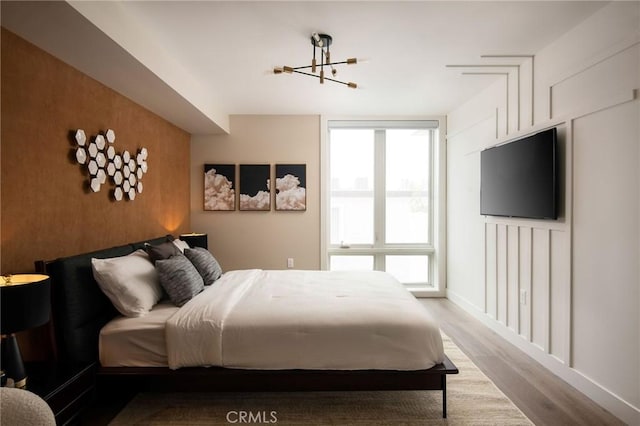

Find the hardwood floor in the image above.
[
  {"left": 80, "top": 298, "right": 624, "bottom": 425},
  {"left": 420, "top": 298, "right": 624, "bottom": 426}
]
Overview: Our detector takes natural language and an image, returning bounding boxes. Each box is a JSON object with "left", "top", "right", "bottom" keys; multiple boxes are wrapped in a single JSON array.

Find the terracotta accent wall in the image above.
[{"left": 1, "top": 29, "right": 191, "bottom": 358}]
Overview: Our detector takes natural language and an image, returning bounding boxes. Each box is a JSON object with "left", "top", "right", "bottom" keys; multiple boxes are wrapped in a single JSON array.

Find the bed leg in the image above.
[{"left": 442, "top": 374, "right": 447, "bottom": 419}]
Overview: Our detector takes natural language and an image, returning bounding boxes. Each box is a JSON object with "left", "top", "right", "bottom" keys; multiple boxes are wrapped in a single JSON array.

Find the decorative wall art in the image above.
[
  {"left": 73, "top": 129, "right": 149, "bottom": 201},
  {"left": 204, "top": 164, "right": 236, "bottom": 211},
  {"left": 239, "top": 164, "right": 271, "bottom": 211},
  {"left": 275, "top": 164, "right": 306, "bottom": 211}
]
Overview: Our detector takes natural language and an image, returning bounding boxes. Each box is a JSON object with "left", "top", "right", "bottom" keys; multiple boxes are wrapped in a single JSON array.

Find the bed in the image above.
[{"left": 36, "top": 235, "right": 458, "bottom": 418}]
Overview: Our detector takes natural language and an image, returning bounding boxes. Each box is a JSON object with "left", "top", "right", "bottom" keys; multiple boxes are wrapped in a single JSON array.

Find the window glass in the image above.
[
  {"left": 329, "top": 129, "right": 374, "bottom": 245},
  {"left": 385, "top": 129, "right": 430, "bottom": 244},
  {"left": 330, "top": 256, "right": 374, "bottom": 271},
  {"left": 386, "top": 255, "right": 430, "bottom": 284},
  {"left": 326, "top": 121, "right": 439, "bottom": 290}
]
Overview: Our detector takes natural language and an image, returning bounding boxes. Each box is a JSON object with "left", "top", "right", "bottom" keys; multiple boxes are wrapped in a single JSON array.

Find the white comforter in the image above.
[{"left": 166, "top": 269, "right": 444, "bottom": 370}]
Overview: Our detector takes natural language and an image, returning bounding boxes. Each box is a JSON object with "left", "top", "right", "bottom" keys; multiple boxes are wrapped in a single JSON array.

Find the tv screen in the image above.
[{"left": 480, "top": 128, "right": 558, "bottom": 219}]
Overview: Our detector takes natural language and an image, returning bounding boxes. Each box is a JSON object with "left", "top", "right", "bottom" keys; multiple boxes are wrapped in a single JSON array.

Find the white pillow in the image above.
[
  {"left": 172, "top": 238, "right": 191, "bottom": 253},
  {"left": 91, "top": 249, "right": 163, "bottom": 317}
]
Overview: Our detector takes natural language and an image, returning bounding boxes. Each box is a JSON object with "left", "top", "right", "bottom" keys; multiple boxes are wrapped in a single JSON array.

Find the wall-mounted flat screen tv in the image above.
[{"left": 480, "top": 127, "right": 558, "bottom": 220}]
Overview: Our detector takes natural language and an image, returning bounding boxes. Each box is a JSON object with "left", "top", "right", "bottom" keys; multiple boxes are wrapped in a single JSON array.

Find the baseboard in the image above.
[{"left": 446, "top": 290, "right": 640, "bottom": 426}]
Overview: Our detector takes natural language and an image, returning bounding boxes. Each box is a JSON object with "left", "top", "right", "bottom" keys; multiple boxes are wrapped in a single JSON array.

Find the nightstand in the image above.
[{"left": 24, "top": 362, "right": 96, "bottom": 425}]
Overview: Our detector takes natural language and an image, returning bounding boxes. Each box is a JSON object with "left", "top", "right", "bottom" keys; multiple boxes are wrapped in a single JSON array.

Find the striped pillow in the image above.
[
  {"left": 156, "top": 254, "right": 204, "bottom": 307},
  {"left": 184, "top": 248, "right": 223, "bottom": 285}
]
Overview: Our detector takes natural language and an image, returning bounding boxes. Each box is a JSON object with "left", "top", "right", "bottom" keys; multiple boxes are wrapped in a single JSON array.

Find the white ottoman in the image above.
[{"left": 0, "top": 387, "right": 55, "bottom": 426}]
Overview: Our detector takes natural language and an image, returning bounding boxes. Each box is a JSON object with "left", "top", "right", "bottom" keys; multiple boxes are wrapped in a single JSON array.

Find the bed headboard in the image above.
[{"left": 36, "top": 235, "right": 174, "bottom": 364}]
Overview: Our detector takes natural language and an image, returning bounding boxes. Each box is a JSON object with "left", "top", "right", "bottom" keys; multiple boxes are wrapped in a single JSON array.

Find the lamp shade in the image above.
[
  {"left": 0, "top": 274, "right": 51, "bottom": 388},
  {"left": 179, "top": 233, "right": 208, "bottom": 250},
  {"left": 0, "top": 274, "right": 51, "bottom": 334}
]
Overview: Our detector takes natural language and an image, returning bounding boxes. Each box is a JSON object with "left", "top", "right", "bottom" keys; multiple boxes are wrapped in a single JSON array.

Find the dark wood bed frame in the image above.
[{"left": 36, "top": 235, "right": 458, "bottom": 418}]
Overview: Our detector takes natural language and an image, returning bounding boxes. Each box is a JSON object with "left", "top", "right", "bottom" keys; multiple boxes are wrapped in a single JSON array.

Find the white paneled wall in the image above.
[
  {"left": 446, "top": 3, "right": 639, "bottom": 424},
  {"left": 572, "top": 100, "right": 639, "bottom": 409},
  {"left": 483, "top": 222, "right": 570, "bottom": 363}
]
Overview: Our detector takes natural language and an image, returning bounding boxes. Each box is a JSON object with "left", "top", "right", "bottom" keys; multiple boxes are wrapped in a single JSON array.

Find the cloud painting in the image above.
[
  {"left": 204, "top": 164, "right": 235, "bottom": 211},
  {"left": 275, "top": 164, "right": 306, "bottom": 211},
  {"left": 239, "top": 164, "right": 271, "bottom": 211}
]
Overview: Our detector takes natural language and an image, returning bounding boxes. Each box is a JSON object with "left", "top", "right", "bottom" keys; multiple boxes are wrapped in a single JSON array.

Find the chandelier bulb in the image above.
[
  {"left": 312, "top": 58, "right": 317, "bottom": 73},
  {"left": 320, "top": 69, "right": 325, "bottom": 84},
  {"left": 332, "top": 68, "right": 337, "bottom": 76},
  {"left": 347, "top": 82, "right": 357, "bottom": 89}
]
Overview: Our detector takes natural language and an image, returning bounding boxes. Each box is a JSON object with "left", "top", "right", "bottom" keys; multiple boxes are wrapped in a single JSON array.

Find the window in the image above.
[{"left": 322, "top": 119, "right": 445, "bottom": 295}]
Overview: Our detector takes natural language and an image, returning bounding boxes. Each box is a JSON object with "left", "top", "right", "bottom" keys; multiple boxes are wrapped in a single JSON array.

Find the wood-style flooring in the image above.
[
  {"left": 420, "top": 298, "right": 624, "bottom": 426},
  {"left": 80, "top": 298, "right": 625, "bottom": 425}
]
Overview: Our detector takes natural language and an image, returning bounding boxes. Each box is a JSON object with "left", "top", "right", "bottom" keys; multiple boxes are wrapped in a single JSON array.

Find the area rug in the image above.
[{"left": 110, "top": 335, "right": 532, "bottom": 425}]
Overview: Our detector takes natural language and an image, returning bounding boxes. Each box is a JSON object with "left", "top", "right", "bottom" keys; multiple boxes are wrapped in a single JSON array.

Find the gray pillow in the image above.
[
  {"left": 156, "top": 254, "right": 204, "bottom": 307},
  {"left": 184, "top": 247, "right": 223, "bottom": 286},
  {"left": 145, "top": 241, "right": 180, "bottom": 264}
]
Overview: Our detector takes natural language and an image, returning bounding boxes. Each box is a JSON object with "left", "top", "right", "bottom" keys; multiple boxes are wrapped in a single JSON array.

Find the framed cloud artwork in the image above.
[
  {"left": 239, "top": 164, "right": 271, "bottom": 211},
  {"left": 275, "top": 164, "right": 306, "bottom": 211},
  {"left": 204, "top": 164, "right": 236, "bottom": 211}
]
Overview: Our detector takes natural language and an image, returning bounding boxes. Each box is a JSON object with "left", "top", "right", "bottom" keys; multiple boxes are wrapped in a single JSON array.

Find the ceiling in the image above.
[{"left": 1, "top": 1, "right": 607, "bottom": 134}]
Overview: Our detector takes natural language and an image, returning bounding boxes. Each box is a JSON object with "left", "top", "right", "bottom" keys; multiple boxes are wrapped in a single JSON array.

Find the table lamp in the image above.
[
  {"left": 179, "top": 233, "right": 208, "bottom": 250},
  {"left": 0, "top": 274, "right": 51, "bottom": 388}
]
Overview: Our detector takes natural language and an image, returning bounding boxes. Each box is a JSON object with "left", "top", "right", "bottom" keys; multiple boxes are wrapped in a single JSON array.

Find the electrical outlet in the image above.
[
  {"left": 520, "top": 289, "right": 527, "bottom": 305},
  {"left": 287, "top": 258, "right": 294, "bottom": 268}
]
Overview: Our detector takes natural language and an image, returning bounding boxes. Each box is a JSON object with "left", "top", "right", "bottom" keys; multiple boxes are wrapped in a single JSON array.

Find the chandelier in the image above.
[{"left": 274, "top": 33, "right": 358, "bottom": 89}]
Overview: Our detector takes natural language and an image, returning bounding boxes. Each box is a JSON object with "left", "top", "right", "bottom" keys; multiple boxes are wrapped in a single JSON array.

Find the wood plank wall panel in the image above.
[
  {"left": 482, "top": 223, "right": 574, "bottom": 358},
  {"left": 1, "top": 29, "right": 191, "bottom": 359},
  {"left": 550, "top": 43, "right": 638, "bottom": 120},
  {"left": 571, "top": 100, "right": 639, "bottom": 405},
  {"left": 483, "top": 223, "right": 564, "bottom": 357},
  {"left": 485, "top": 223, "right": 497, "bottom": 319},
  {"left": 496, "top": 224, "right": 507, "bottom": 325},
  {"left": 550, "top": 230, "right": 569, "bottom": 363},
  {"left": 518, "top": 227, "right": 532, "bottom": 340},
  {"left": 506, "top": 225, "right": 519, "bottom": 332}
]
